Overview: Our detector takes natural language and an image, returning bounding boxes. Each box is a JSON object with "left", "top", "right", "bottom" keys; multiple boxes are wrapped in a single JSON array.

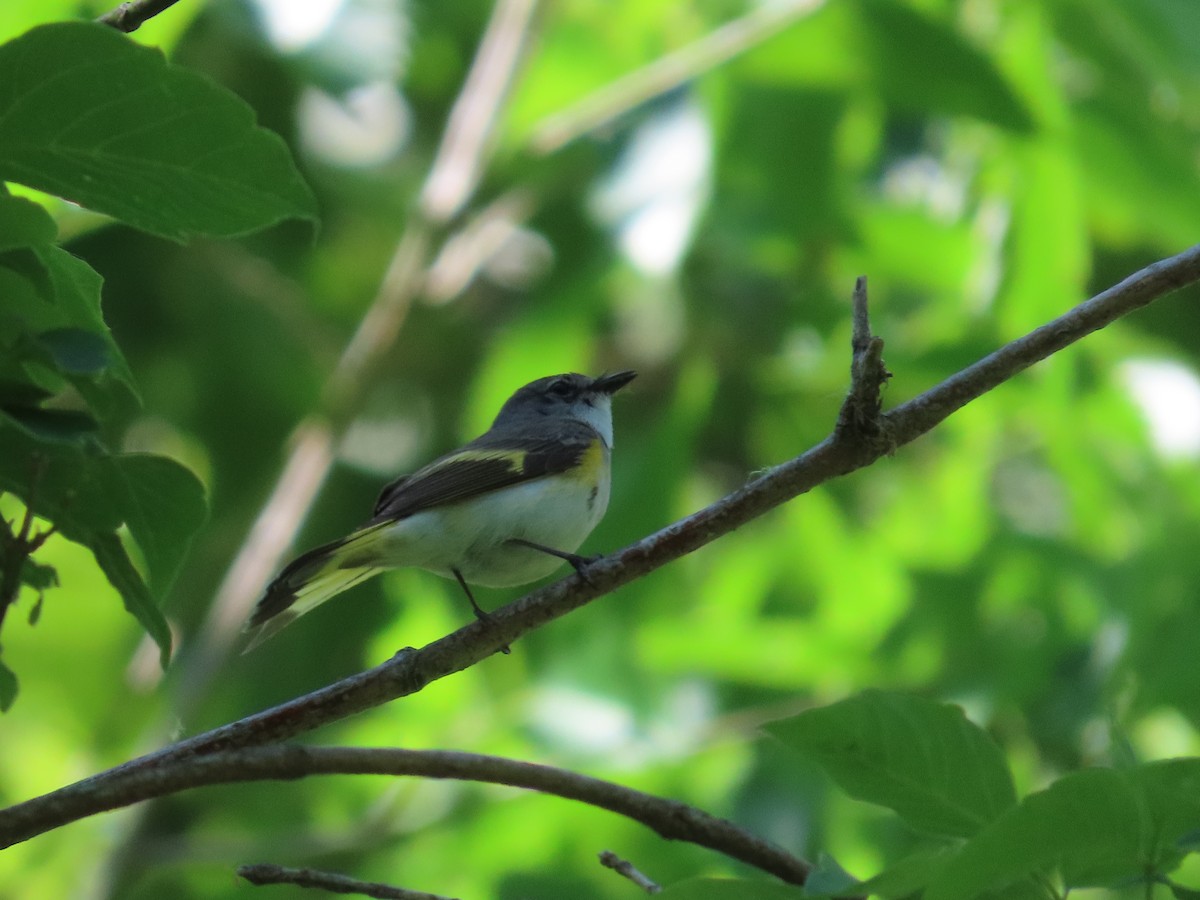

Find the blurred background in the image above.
[{"left": 2, "top": 0, "right": 1200, "bottom": 897}]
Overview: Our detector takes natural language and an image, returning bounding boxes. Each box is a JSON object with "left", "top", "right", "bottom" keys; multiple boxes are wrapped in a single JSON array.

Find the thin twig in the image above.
[
  {"left": 3, "top": 246, "right": 1200, "bottom": 851},
  {"left": 599, "top": 851, "right": 662, "bottom": 894},
  {"left": 6, "top": 745, "right": 814, "bottom": 885},
  {"left": 528, "top": 0, "right": 824, "bottom": 154},
  {"left": 238, "top": 862, "right": 457, "bottom": 900},
  {"left": 96, "top": 0, "right": 183, "bottom": 32},
  {"left": 836, "top": 275, "right": 891, "bottom": 441}
]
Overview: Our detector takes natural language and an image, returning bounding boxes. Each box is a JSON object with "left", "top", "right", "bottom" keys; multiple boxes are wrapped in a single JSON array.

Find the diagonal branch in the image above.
[{"left": 2, "top": 245, "right": 1199, "bottom": 850}]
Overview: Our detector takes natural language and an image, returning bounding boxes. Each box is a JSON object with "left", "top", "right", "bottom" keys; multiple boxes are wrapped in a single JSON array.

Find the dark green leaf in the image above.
[
  {"left": 0, "top": 247, "right": 53, "bottom": 302},
  {"left": 0, "top": 22, "right": 318, "bottom": 240},
  {"left": 802, "top": 853, "right": 858, "bottom": 897},
  {"left": 2, "top": 406, "right": 99, "bottom": 443},
  {"left": 925, "top": 761, "right": 1200, "bottom": 900},
  {"left": 0, "top": 195, "right": 56, "bottom": 301},
  {"left": 13, "top": 243, "right": 139, "bottom": 418},
  {"left": 1169, "top": 883, "right": 1200, "bottom": 900},
  {"left": 0, "top": 658, "right": 16, "bottom": 712},
  {"left": 849, "top": 847, "right": 959, "bottom": 899},
  {"left": 89, "top": 532, "right": 172, "bottom": 666},
  {"left": 0, "top": 378, "right": 54, "bottom": 410},
  {"left": 34, "top": 327, "right": 110, "bottom": 375},
  {"left": 20, "top": 557, "right": 58, "bottom": 592},
  {"left": 767, "top": 690, "right": 1017, "bottom": 838},
  {"left": 101, "top": 453, "right": 208, "bottom": 596},
  {"left": 0, "top": 415, "right": 205, "bottom": 663}
]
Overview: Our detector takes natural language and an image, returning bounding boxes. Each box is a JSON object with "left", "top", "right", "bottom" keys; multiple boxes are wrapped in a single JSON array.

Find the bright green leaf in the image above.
[
  {"left": 767, "top": 690, "right": 1017, "bottom": 838},
  {"left": 0, "top": 22, "right": 318, "bottom": 240}
]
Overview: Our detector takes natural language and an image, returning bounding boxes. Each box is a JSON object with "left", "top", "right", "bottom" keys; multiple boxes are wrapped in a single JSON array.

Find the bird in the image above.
[{"left": 243, "top": 370, "right": 637, "bottom": 650}]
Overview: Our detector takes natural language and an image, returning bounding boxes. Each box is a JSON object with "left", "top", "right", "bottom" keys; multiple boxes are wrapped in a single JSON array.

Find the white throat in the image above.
[{"left": 574, "top": 395, "right": 615, "bottom": 447}]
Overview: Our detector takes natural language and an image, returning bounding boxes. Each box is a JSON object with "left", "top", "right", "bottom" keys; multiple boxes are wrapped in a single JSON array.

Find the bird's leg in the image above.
[
  {"left": 506, "top": 538, "right": 599, "bottom": 580},
  {"left": 452, "top": 567, "right": 510, "bottom": 655}
]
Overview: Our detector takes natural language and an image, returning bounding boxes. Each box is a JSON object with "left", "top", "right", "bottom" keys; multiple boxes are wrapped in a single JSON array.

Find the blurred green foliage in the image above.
[{"left": 1, "top": 0, "right": 1199, "bottom": 897}]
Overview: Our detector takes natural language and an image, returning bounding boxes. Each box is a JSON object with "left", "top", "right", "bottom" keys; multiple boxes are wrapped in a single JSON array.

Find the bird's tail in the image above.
[{"left": 242, "top": 523, "right": 388, "bottom": 652}]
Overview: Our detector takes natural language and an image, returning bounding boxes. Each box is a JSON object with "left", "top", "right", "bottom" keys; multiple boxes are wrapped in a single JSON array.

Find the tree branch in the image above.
[
  {"left": 96, "top": 0, "right": 183, "bottom": 32},
  {"left": 238, "top": 862, "right": 458, "bottom": 900},
  {"left": 2, "top": 245, "right": 1199, "bottom": 850},
  {"left": 9, "top": 745, "right": 814, "bottom": 885}
]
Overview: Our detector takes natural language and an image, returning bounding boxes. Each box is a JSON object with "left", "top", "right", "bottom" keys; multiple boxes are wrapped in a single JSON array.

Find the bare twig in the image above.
[
  {"left": 5, "top": 744, "right": 813, "bottom": 885},
  {"left": 836, "top": 275, "right": 891, "bottom": 440},
  {"left": 528, "top": 0, "right": 825, "bottom": 154},
  {"left": 3, "top": 246, "right": 1200, "bottom": 850},
  {"left": 600, "top": 851, "right": 662, "bottom": 894},
  {"left": 96, "top": 0, "right": 183, "bottom": 32},
  {"left": 238, "top": 862, "right": 457, "bottom": 900}
]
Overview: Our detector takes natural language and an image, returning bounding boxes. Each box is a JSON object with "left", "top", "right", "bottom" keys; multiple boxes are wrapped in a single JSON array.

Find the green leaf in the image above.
[
  {"left": 925, "top": 760, "right": 1200, "bottom": 900},
  {"left": 0, "top": 658, "right": 16, "bottom": 712},
  {"left": 1169, "top": 883, "right": 1200, "bottom": 900},
  {"left": 34, "top": 327, "right": 110, "bottom": 375},
  {"left": 801, "top": 853, "right": 858, "bottom": 897},
  {"left": 0, "top": 415, "right": 206, "bottom": 663},
  {"left": 3, "top": 406, "right": 99, "bottom": 443},
  {"left": 658, "top": 877, "right": 805, "bottom": 899},
  {"left": 12, "top": 242, "right": 139, "bottom": 418},
  {"left": 100, "top": 453, "right": 208, "bottom": 597},
  {"left": 0, "top": 247, "right": 52, "bottom": 302},
  {"left": 0, "top": 191, "right": 56, "bottom": 249},
  {"left": 766, "top": 690, "right": 1017, "bottom": 838},
  {"left": 89, "top": 532, "right": 172, "bottom": 666},
  {"left": 0, "top": 22, "right": 318, "bottom": 241},
  {"left": 21, "top": 557, "right": 59, "bottom": 593},
  {"left": 848, "top": 847, "right": 959, "bottom": 899}
]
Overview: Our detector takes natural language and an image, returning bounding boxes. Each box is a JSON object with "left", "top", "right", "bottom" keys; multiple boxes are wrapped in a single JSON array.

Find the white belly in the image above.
[{"left": 372, "top": 470, "right": 611, "bottom": 587}]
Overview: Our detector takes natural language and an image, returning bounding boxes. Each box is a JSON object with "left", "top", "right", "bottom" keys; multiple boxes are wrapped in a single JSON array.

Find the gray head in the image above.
[{"left": 493, "top": 371, "right": 636, "bottom": 445}]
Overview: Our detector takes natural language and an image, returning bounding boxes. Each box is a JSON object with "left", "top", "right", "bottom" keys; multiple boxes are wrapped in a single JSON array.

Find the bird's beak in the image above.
[{"left": 592, "top": 370, "right": 637, "bottom": 395}]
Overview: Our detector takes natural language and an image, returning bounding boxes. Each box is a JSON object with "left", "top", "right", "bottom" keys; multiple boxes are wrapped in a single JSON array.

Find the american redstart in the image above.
[{"left": 243, "top": 370, "right": 636, "bottom": 650}]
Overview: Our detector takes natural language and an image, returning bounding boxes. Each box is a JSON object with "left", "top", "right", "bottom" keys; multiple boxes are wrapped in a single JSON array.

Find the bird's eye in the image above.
[{"left": 549, "top": 379, "right": 573, "bottom": 397}]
